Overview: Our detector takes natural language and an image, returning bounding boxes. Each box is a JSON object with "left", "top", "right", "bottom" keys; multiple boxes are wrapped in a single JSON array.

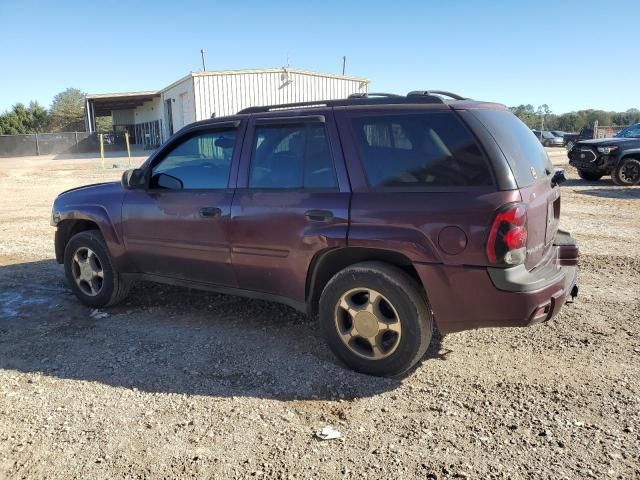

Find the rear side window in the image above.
[
  {"left": 351, "top": 112, "right": 493, "bottom": 188},
  {"left": 470, "top": 109, "right": 552, "bottom": 187},
  {"left": 249, "top": 124, "right": 338, "bottom": 189}
]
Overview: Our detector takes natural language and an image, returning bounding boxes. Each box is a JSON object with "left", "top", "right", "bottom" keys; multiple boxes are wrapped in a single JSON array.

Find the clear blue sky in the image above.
[{"left": 1, "top": 0, "right": 638, "bottom": 114}]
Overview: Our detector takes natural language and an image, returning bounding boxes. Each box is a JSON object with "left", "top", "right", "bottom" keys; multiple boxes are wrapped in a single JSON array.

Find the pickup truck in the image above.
[
  {"left": 563, "top": 128, "right": 594, "bottom": 150},
  {"left": 568, "top": 123, "right": 640, "bottom": 185}
]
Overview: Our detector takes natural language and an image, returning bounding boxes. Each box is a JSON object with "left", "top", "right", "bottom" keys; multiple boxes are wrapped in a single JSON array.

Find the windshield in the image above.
[
  {"left": 615, "top": 124, "right": 640, "bottom": 138},
  {"left": 542, "top": 131, "right": 555, "bottom": 139}
]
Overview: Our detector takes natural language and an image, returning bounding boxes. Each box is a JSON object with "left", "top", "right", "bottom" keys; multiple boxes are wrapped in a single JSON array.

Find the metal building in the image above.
[{"left": 85, "top": 68, "right": 369, "bottom": 148}]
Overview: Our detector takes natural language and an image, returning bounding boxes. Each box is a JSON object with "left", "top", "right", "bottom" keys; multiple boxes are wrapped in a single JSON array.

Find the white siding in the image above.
[
  {"left": 112, "top": 98, "right": 161, "bottom": 126},
  {"left": 132, "top": 97, "right": 162, "bottom": 124},
  {"left": 192, "top": 69, "right": 368, "bottom": 120},
  {"left": 112, "top": 109, "right": 134, "bottom": 125},
  {"left": 160, "top": 76, "right": 196, "bottom": 138}
]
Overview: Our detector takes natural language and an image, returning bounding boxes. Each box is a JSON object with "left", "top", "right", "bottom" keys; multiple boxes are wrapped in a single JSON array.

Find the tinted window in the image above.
[
  {"left": 351, "top": 112, "right": 493, "bottom": 188},
  {"left": 470, "top": 109, "right": 552, "bottom": 187},
  {"left": 249, "top": 124, "right": 338, "bottom": 189},
  {"left": 151, "top": 130, "right": 235, "bottom": 189},
  {"left": 616, "top": 124, "right": 640, "bottom": 138}
]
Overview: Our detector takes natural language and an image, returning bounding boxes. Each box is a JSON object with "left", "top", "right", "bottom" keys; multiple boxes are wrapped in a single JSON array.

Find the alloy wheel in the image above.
[
  {"left": 71, "top": 247, "right": 104, "bottom": 296},
  {"left": 620, "top": 161, "right": 640, "bottom": 184},
  {"left": 334, "top": 288, "right": 402, "bottom": 360}
]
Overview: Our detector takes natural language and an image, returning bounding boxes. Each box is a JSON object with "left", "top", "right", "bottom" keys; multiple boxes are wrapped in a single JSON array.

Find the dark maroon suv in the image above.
[{"left": 51, "top": 91, "right": 579, "bottom": 376}]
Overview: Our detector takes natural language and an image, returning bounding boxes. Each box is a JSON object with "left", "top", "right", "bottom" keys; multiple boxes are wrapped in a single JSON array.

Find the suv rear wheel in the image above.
[
  {"left": 612, "top": 157, "right": 640, "bottom": 186},
  {"left": 318, "top": 262, "right": 433, "bottom": 376},
  {"left": 64, "top": 230, "right": 131, "bottom": 308},
  {"left": 577, "top": 169, "right": 603, "bottom": 182}
]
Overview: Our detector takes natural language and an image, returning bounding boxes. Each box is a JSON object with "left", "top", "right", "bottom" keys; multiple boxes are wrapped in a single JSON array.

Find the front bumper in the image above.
[
  {"left": 414, "top": 230, "right": 578, "bottom": 334},
  {"left": 568, "top": 147, "right": 615, "bottom": 172}
]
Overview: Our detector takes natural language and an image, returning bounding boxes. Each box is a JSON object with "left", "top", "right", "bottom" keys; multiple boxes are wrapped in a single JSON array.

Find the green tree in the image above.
[
  {"left": 95, "top": 116, "right": 113, "bottom": 133},
  {"left": 0, "top": 101, "right": 50, "bottom": 134},
  {"left": 49, "top": 87, "right": 86, "bottom": 132},
  {"left": 536, "top": 104, "right": 552, "bottom": 130},
  {"left": 509, "top": 104, "right": 538, "bottom": 128}
]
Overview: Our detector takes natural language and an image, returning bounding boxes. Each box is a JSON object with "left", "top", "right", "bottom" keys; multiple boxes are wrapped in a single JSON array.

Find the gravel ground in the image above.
[{"left": 0, "top": 151, "right": 638, "bottom": 479}]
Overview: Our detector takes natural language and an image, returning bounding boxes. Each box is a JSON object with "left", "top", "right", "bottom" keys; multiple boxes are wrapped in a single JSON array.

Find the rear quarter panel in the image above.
[{"left": 348, "top": 190, "right": 521, "bottom": 266}]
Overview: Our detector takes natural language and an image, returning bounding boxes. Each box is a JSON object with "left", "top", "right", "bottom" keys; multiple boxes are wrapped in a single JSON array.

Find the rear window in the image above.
[
  {"left": 470, "top": 109, "right": 552, "bottom": 187},
  {"left": 351, "top": 112, "right": 493, "bottom": 189}
]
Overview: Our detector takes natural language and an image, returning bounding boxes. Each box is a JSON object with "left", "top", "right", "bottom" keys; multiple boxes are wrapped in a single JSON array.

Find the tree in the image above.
[
  {"left": 0, "top": 101, "right": 50, "bottom": 134},
  {"left": 95, "top": 116, "right": 113, "bottom": 133},
  {"left": 509, "top": 104, "right": 538, "bottom": 128},
  {"left": 536, "top": 104, "right": 552, "bottom": 130},
  {"left": 49, "top": 87, "right": 86, "bottom": 132}
]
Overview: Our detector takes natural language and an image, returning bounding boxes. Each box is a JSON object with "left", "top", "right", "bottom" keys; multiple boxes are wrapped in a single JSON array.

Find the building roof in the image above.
[
  {"left": 161, "top": 67, "right": 369, "bottom": 92},
  {"left": 86, "top": 91, "right": 160, "bottom": 116},
  {"left": 86, "top": 68, "right": 370, "bottom": 116}
]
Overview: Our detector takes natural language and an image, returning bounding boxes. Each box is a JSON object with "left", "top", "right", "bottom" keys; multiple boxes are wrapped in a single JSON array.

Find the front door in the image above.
[
  {"left": 229, "top": 112, "right": 351, "bottom": 304},
  {"left": 122, "top": 124, "right": 242, "bottom": 286}
]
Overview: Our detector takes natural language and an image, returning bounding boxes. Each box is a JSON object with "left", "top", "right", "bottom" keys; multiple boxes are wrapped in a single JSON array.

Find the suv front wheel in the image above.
[
  {"left": 612, "top": 157, "right": 640, "bottom": 186},
  {"left": 64, "top": 230, "right": 131, "bottom": 308},
  {"left": 319, "top": 262, "right": 433, "bottom": 376}
]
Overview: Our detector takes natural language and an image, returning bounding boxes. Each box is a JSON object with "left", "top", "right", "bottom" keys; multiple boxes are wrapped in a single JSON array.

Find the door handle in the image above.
[
  {"left": 199, "top": 207, "right": 222, "bottom": 218},
  {"left": 304, "top": 209, "right": 334, "bottom": 222}
]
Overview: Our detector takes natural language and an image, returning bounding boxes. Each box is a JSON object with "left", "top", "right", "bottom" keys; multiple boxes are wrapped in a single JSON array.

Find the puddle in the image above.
[{"left": 0, "top": 290, "right": 49, "bottom": 318}]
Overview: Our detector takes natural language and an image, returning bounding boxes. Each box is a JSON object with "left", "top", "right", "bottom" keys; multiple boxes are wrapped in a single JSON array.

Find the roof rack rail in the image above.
[
  {"left": 348, "top": 92, "right": 403, "bottom": 99},
  {"left": 237, "top": 91, "right": 460, "bottom": 114},
  {"left": 407, "top": 90, "right": 468, "bottom": 100}
]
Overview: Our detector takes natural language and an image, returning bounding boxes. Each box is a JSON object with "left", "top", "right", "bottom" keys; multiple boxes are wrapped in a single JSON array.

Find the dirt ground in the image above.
[{"left": 0, "top": 150, "right": 638, "bottom": 479}]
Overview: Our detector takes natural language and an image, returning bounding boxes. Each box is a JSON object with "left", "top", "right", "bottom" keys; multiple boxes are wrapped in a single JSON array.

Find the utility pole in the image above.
[
  {"left": 200, "top": 49, "right": 206, "bottom": 71},
  {"left": 342, "top": 56, "right": 346, "bottom": 75}
]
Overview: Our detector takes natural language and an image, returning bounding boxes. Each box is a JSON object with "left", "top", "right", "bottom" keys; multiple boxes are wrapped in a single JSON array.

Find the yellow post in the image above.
[
  {"left": 99, "top": 133, "right": 105, "bottom": 169},
  {"left": 125, "top": 131, "right": 132, "bottom": 167}
]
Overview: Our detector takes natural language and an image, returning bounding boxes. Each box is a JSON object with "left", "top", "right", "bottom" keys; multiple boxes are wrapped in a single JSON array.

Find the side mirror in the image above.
[
  {"left": 551, "top": 169, "right": 567, "bottom": 187},
  {"left": 155, "top": 173, "right": 183, "bottom": 190},
  {"left": 121, "top": 168, "right": 146, "bottom": 190}
]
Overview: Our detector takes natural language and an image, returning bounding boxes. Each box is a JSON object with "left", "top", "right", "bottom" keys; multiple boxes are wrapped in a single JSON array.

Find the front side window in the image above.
[
  {"left": 616, "top": 124, "right": 640, "bottom": 138},
  {"left": 150, "top": 130, "right": 236, "bottom": 190},
  {"left": 351, "top": 112, "right": 493, "bottom": 188},
  {"left": 249, "top": 124, "right": 338, "bottom": 189}
]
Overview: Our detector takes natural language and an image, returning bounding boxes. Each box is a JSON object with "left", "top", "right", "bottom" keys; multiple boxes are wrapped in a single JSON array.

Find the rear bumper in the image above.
[{"left": 415, "top": 231, "right": 578, "bottom": 334}]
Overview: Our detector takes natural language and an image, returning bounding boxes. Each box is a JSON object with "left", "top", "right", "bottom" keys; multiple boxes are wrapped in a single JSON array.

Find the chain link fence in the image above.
[
  {"left": 0, "top": 132, "right": 100, "bottom": 158},
  {"left": 0, "top": 131, "right": 150, "bottom": 158}
]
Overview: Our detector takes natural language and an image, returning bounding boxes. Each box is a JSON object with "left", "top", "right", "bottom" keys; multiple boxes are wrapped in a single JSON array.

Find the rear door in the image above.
[
  {"left": 468, "top": 108, "right": 559, "bottom": 269},
  {"left": 229, "top": 111, "right": 350, "bottom": 304}
]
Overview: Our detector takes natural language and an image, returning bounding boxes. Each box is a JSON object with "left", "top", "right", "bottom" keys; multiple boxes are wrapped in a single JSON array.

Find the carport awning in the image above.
[{"left": 86, "top": 91, "right": 160, "bottom": 116}]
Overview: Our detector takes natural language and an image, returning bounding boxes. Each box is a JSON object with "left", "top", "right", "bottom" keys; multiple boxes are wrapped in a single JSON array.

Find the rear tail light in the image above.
[{"left": 486, "top": 203, "right": 528, "bottom": 265}]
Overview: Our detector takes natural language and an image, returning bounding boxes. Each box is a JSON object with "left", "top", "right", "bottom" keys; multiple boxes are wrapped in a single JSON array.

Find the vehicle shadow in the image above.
[
  {"left": 562, "top": 178, "right": 615, "bottom": 187},
  {"left": 576, "top": 188, "right": 640, "bottom": 199},
  {"left": 0, "top": 259, "right": 446, "bottom": 401}
]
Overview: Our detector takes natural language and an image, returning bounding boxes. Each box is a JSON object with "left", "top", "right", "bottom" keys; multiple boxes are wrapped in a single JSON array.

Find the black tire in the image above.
[
  {"left": 318, "top": 261, "right": 433, "bottom": 377},
  {"left": 612, "top": 157, "right": 640, "bottom": 186},
  {"left": 64, "top": 230, "right": 131, "bottom": 308},
  {"left": 577, "top": 169, "right": 603, "bottom": 182}
]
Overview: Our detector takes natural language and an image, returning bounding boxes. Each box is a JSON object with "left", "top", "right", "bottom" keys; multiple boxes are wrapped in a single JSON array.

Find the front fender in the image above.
[
  {"left": 618, "top": 148, "right": 640, "bottom": 163},
  {"left": 54, "top": 205, "right": 126, "bottom": 268}
]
